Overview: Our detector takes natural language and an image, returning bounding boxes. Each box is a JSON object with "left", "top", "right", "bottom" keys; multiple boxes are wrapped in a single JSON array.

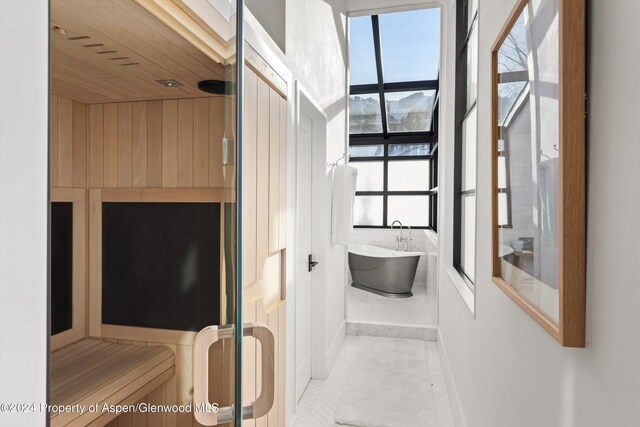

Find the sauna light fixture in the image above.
[
  {"left": 197, "top": 80, "right": 235, "bottom": 95},
  {"left": 155, "top": 79, "right": 182, "bottom": 88},
  {"left": 52, "top": 26, "right": 67, "bottom": 36}
]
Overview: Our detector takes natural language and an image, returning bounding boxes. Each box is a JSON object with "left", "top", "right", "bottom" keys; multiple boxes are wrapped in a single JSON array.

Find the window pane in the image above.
[
  {"left": 385, "top": 90, "right": 436, "bottom": 133},
  {"left": 498, "top": 155, "right": 507, "bottom": 188},
  {"left": 389, "top": 143, "right": 431, "bottom": 156},
  {"left": 461, "top": 106, "right": 477, "bottom": 191},
  {"left": 349, "top": 16, "right": 378, "bottom": 86},
  {"left": 497, "top": 11, "right": 528, "bottom": 74},
  {"left": 468, "top": 0, "right": 477, "bottom": 28},
  {"left": 466, "top": 23, "right": 478, "bottom": 107},
  {"left": 388, "top": 196, "right": 429, "bottom": 227},
  {"left": 461, "top": 193, "right": 476, "bottom": 282},
  {"left": 352, "top": 161, "right": 383, "bottom": 191},
  {"left": 349, "top": 145, "right": 384, "bottom": 158},
  {"left": 379, "top": 8, "right": 441, "bottom": 82},
  {"left": 349, "top": 94, "right": 383, "bottom": 134},
  {"left": 497, "top": 82, "right": 527, "bottom": 125},
  {"left": 498, "top": 192, "right": 509, "bottom": 226},
  {"left": 354, "top": 196, "right": 383, "bottom": 226},
  {"left": 388, "top": 160, "right": 429, "bottom": 191}
]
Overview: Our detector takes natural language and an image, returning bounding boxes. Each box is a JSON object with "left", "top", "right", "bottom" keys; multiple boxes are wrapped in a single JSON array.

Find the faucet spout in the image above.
[
  {"left": 390, "top": 220, "right": 404, "bottom": 236},
  {"left": 390, "top": 220, "right": 405, "bottom": 251}
]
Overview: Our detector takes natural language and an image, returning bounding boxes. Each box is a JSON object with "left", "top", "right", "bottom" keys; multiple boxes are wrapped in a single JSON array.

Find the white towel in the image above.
[{"left": 330, "top": 164, "right": 358, "bottom": 246}]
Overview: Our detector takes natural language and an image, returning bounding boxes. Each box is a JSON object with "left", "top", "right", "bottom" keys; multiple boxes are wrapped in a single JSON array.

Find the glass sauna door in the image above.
[{"left": 47, "top": 1, "right": 272, "bottom": 426}]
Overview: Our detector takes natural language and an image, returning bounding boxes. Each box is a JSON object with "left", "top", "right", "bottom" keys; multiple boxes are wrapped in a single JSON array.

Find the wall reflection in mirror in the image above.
[{"left": 496, "top": 0, "right": 559, "bottom": 323}]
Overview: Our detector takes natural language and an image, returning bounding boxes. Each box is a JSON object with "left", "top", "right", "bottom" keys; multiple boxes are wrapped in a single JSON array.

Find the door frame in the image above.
[{"left": 290, "top": 81, "right": 328, "bottom": 413}]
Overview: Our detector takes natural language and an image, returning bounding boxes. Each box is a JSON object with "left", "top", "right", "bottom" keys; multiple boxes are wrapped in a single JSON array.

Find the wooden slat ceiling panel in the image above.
[{"left": 51, "top": 0, "right": 227, "bottom": 104}]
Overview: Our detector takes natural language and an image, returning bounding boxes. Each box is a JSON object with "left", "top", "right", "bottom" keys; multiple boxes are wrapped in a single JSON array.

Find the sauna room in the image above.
[{"left": 48, "top": 1, "right": 286, "bottom": 426}]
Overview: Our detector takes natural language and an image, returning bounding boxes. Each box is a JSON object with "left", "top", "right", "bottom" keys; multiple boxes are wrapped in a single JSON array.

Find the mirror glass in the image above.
[{"left": 496, "top": 0, "right": 560, "bottom": 323}]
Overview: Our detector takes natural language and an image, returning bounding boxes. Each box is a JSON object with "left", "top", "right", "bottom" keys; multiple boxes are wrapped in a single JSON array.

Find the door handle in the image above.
[
  {"left": 242, "top": 324, "right": 275, "bottom": 420},
  {"left": 308, "top": 254, "right": 319, "bottom": 272},
  {"left": 193, "top": 323, "right": 275, "bottom": 425}
]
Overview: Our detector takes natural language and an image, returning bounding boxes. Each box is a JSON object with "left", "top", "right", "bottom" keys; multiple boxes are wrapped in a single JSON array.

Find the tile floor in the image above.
[
  {"left": 347, "top": 282, "right": 435, "bottom": 326},
  {"left": 294, "top": 335, "right": 455, "bottom": 427}
]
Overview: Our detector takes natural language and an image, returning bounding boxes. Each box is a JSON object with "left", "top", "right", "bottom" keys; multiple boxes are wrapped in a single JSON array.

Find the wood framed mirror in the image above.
[{"left": 491, "top": 0, "right": 585, "bottom": 347}]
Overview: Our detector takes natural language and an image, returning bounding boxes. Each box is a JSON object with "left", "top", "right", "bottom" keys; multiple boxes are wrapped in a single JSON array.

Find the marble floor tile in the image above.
[
  {"left": 347, "top": 282, "right": 435, "bottom": 326},
  {"left": 294, "top": 335, "right": 455, "bottom": 427}
]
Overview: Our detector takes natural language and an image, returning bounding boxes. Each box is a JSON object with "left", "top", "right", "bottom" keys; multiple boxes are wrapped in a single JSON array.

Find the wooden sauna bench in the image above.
[{"left": 50, "top": 338, "right": 175, "bottom": 426}]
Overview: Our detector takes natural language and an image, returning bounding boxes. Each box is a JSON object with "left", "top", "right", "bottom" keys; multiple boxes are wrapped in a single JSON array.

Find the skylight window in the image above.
[
  {"left": 349, "top": 93, "right": 383, "bottom": 134},
  {"left": 385, "top": 90, "right": 436, "bottom": 133},
  {"left": 348, "top": 7, "right": 440, "bottom": 137},
  {"left": 349, "top": 16, "right": 378, "bottom": 86},
  {"left": 379, "top": 8, "right": 441, "bottom": 82},
  {"left": 348, "top": 7, "right": 441, "bottom": 229}
]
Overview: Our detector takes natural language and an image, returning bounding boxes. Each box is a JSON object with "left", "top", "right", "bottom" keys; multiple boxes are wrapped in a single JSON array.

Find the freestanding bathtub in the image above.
[{"left": 348, "top": 244, "right": 425, "bottom": 298}]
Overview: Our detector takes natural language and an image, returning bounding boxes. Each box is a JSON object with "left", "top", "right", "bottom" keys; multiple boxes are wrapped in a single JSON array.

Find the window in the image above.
[
  {"left": 348, "top": 8, "right": 441, "bottom": 229},
  {"left": 453, "top": 0, "right": 478, "bottom": 285},
  {"left": 497, "top": 139, "right": 513, "bottom": 228},
  {"left": 496, "top": 39, "right": 531, "bottom": 229}
]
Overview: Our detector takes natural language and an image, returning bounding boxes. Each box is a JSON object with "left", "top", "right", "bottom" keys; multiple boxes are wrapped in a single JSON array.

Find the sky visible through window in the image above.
[
  {"left": 349, "top": 8, "right": 441, "bottom": 85},
  {"left": 349, "top": 17, "right": 377, "bottom": 85}
]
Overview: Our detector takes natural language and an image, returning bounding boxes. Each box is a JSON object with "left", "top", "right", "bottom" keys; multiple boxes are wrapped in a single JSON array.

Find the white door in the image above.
[{"left": 295, "top": 111, "right": 313, "bottom": 402}]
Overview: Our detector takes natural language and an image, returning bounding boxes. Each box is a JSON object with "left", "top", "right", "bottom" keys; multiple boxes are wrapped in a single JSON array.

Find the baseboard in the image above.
[
  {"left": 324, "top": 319, "right": 346, "bottom": 376},
  {"left": 437, "top": 328, "right": 467, "bottom": 427}
]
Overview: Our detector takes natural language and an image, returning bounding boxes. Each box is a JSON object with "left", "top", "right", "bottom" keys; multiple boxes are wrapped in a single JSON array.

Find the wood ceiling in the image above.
[{"left": 51, "top": 0, "right": 228, "bottom": 104}]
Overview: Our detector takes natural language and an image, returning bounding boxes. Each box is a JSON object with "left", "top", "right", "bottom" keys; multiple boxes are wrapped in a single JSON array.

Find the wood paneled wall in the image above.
[
  {"left": 51, "top": 95, "right": 88, "bottom": 188},
  {"left": 51, "top": 67, "right": 287, "bottom": 426},
  {"left": 243, "top": 68, "right": 287, "bottom": 288},
  {"left": 86, "top": 97, "right": 226, "bottom": 189}
]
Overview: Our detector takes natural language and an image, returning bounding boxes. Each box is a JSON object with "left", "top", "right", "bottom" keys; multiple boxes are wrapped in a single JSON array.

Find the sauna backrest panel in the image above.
[
  {"left": 51, "top": 202, "right": 74, "bottom": 335},
  {"left": 101, "top": 202, "right": 221, "bottom": 331}
]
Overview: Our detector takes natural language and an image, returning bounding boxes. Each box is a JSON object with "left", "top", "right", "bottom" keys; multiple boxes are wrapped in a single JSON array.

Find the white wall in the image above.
[
  {"left": 245, "top": 0, "right": 286, "bottom": 53},
  {"left": 0, "top": 0, "right": 49, "bottom": 425},
  {"left": 438, "top": 1, "right": 640, "bottom": 426},
  {"left": 423, "top": 230, "right": 439, "bottom": 321}
]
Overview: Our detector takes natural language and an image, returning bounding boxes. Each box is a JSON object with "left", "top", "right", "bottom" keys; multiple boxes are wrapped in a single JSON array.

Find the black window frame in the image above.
[
  {"left": 453, "top": 0, "right": 478, "bottom": 285},
  {"left": 349, "top": 11, "right": 440, "bottom": 230}
]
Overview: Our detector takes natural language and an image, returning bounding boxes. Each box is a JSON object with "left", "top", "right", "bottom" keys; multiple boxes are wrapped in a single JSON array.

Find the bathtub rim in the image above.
[{"left": 348, "top": 243, "right": 425, "bottom": 258}]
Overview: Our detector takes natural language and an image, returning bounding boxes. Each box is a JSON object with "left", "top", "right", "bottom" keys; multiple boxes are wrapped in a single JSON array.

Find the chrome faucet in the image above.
[{"left": 391, "top": 220, "right": 408, "bottom": 251}]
